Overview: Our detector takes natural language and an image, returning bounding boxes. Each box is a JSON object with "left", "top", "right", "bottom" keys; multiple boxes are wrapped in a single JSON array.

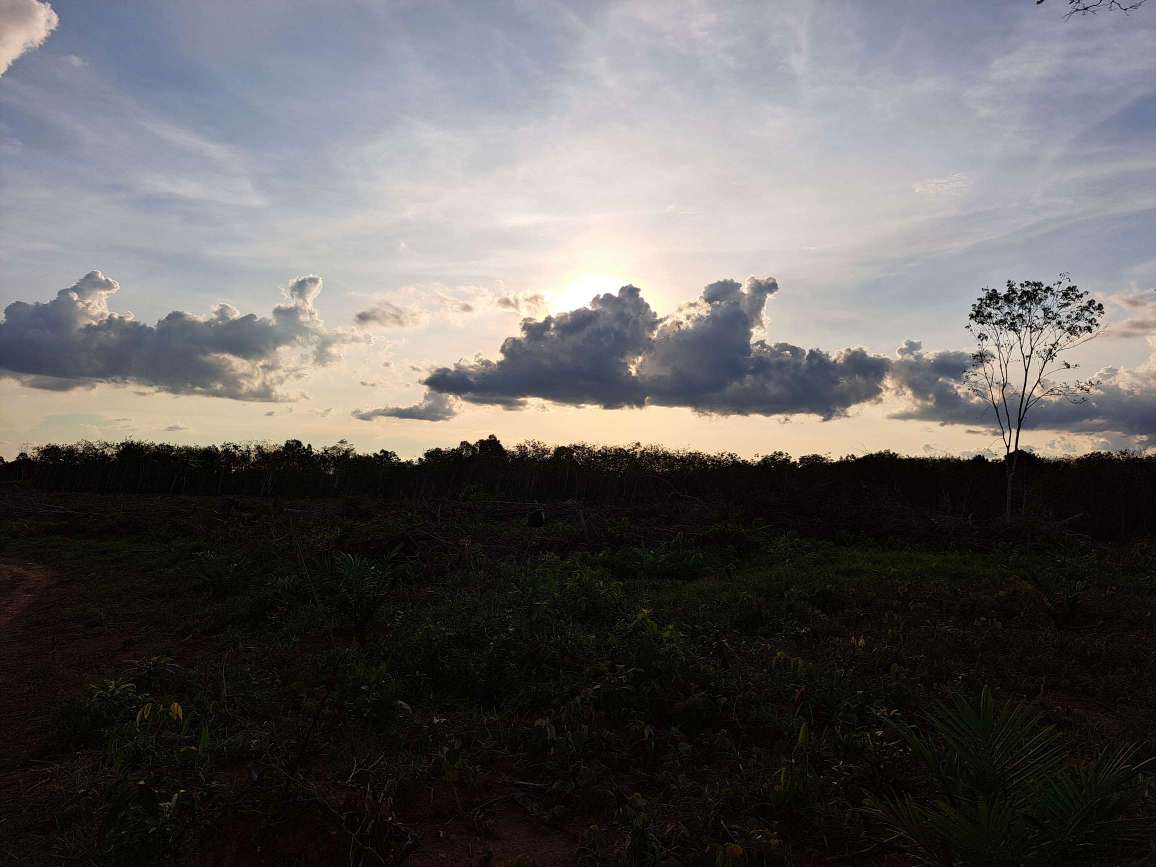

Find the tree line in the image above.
[{"left": 2, "top": 436, "right": 1152, "bottom": 542}]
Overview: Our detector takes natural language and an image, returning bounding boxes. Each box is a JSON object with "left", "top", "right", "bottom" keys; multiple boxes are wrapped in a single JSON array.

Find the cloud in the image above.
[
  {"left": 888, "top": 339, "right": 1156, "bottom": 447},
  {"left": 1105, "top": 289, "right": 1156, "bottom": 338},
  {"left": 1024, "top": 348, "right": 1156, "bottom": 446},
  {"left": 352, "top": 391, "right": 457, "bottom": 422},
  {"left": 496, "top": 293, "right": 547, "bottom": 316},
  {"left": 427, "top": 283, "right": 659, "bottom": 410},
  {"left": 0, "top": 271, "right": 343, "bottom": 400},
  {"left": 0, "top": 0, "right": 58, "bottom": 77},
  {"left": 400, "top": 274, "right": 1154, "bottom": 445},
  {"left": 164, "top": 424, "right": 189, "bottom": 432},
  {"left": 405, "top": 277, "right": 893, "bottom": 421},
  {"left": 912, "top": 172, "right": 970, "bottom": 197},
  {"left": 637, "top": 278, "right": 890, "bottom": 417},
  {"left": 353, "top": 300, "right": 424, "bottom": 328},
  {"left": 888, "top": 341, "right": 978, "bottom": 424},
  {"left": 440, "top": 295, "right": 475, "bottom": 313}
]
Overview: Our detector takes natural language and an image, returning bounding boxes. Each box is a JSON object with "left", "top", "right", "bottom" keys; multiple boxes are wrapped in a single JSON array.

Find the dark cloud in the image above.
[
  {"left": 496, "top": 293, "right": 546, "bottom": 315},
  {"left": 353, "top": 301, "right": 423, "bottom": 328},
  {"left": 637, "top": 278, "right": 890, "bottom": 417},
  {"left": 352, "top": 391, "right": 456, "bottom": 422},
  {"left": 1025, "top": 356, "right": 1156, "bottom": 445},
  {"left": 427, "top": 284, "right": 658, "bottom": 410},
  {"left": 394, "top": 278, "right": 892, "bottom": 422},
  {"left": 888, "top": 340, "right": 1156, "bottom": 446},
  {"left": 375, "top": 275, "right": 1153, "bottom": 447},
  {"left": 0, "top": 271, "right": 341, "bottom": 400},
  {"left": 164, "top": 424, "right": 189, "bottom": 431},
  {"left": 888, "top": 340, "right": 980, "bottom": 425}
]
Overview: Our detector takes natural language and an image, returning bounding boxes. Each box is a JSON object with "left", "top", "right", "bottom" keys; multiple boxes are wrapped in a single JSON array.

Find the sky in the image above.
[{"left": 1, "top": 0, "right": 1154, "bottom": 460}]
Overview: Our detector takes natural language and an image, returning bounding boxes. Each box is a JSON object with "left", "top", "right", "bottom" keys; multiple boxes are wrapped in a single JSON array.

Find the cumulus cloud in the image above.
[
  {"left": 1025, "top": 348, "right": 1156, "bottom": 446},
  {"left": 0, "top": 271, "right": 343, "bottom": 400},
  {"left": 888, "top": 341, "right": 979, "bottom": 424},
  {"left": 385, "top": 277, "right": 893, "bottom": 422},
  {"left": 353, "top": 301, "right": 424, "bottom": 328},
  {"left": 888, "top": 339, "right": 1156, "bottom": 447},
  {"left": 637, "top": 278, "right": 890, "bottom": 417},
  {"left": 0, "top": 0, "right": 58, "bottom": 77},
  {"left": 352, "top": 391, "right": 457, "bottom": 422},
  {"left": 379, "top": 274, "right": 1153, "bottom": 446},
  {"left": 496, "top": 292, "right": 547, "bottom": 315},
  {"left": 427, "top": 284, "right": 658, "bottom": 410}
]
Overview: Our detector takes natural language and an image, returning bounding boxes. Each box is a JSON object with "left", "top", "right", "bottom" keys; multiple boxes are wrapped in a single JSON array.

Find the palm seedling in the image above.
[
  {"left": 332, "top": 550, "right": 398, "bottom": 646},
  {"left": 872, "top": 686, "right": 1153, "bottom": 865}
]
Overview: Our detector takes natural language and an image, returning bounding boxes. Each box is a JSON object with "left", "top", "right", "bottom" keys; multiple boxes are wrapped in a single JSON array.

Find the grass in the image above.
[{"left": 0, "top": 489, "right": 1152, "bottom": 865}]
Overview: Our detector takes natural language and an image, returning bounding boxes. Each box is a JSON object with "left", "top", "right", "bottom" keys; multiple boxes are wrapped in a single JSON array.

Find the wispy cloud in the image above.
[
  {"left": 1106, "top": 288, "right": 1156, "bottom": 338},
  {"left": 913, "top": 173, "right": 970, "bottom": 197},
  {"left": 354, "top": 301, "right": 424, "bottom": 329}
]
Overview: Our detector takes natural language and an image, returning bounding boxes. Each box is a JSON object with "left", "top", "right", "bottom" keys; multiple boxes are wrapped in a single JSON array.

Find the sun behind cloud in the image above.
[{"left": 548, "top": 272, "right": 630, "bottom": 315}]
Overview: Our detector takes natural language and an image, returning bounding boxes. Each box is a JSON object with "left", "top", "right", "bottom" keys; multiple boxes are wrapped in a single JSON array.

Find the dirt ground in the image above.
[{"left": 0, "top": 558, "right": 580, "bottom": 864}]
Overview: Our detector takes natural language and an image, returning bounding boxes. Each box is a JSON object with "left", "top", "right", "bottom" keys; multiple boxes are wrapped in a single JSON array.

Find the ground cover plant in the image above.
[{"left": 0, "top": 438, "right": 1153, "bottom": 865}]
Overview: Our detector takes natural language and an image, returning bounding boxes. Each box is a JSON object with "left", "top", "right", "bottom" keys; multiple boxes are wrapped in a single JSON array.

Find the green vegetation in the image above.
[{"left": 0, "top": 480, "right": 1153, "bottom": 864}]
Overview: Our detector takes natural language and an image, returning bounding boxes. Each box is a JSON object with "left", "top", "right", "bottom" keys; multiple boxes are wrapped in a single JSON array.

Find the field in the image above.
[{"left": 0, "top": 445, "right": 1154, "bottom": 865}]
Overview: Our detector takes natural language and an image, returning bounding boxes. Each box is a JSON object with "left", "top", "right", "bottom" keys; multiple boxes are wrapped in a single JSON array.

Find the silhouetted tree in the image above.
[
  {"left": 965, "top": 277, "right": 1103, "bottom": 519},
  {"left": 1036, "top": 0, "right": 1148, "bottom": 18}
]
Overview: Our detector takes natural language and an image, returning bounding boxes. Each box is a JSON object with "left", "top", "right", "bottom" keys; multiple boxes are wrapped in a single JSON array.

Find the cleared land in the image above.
[{"left": 0, "top": 488, "right": 1153, "bottom": 865}]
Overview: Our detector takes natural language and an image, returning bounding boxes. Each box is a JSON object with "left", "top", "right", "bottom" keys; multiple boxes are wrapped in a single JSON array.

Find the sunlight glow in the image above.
[{"left": 548, "top": 273, "right": 629, "bottom": 315}]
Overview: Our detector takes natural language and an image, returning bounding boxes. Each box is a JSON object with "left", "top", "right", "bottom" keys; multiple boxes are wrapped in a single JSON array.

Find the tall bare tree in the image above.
[{"left": 965, "top": 277, "right": 1104, "bottom": 519}]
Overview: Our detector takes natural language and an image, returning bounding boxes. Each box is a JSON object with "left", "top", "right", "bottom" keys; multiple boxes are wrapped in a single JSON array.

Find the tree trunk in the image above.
[{"left": 1004, "top": 450, "right": 1019, "bottom": 521}]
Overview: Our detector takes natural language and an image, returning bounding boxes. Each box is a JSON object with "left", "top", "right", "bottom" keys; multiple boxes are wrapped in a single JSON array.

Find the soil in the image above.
[{"left": 0, "top": 559, "right": 580, "bottom": 864}]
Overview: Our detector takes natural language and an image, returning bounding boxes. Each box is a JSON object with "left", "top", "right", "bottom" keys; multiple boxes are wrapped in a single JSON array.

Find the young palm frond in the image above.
[
  {"left": 1031, "top": 744, "right": 1155, "bottom": 862},
  {"left": 873, "top": 687, "right": 1153, "bottom": 866},
  {"left": 333, "top": 549, "right": 398, "bottom": 645}
]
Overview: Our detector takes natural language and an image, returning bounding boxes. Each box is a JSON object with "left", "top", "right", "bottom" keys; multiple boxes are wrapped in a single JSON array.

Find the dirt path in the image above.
[
  {"left": 0, "top": 560, "right": 66, "bottom": 776},
  {"left": 0, "top": 559, "right": 133, "bottom": 774},
  {"left": 0, "top": 560, "right": 53, "bottom": 630}
]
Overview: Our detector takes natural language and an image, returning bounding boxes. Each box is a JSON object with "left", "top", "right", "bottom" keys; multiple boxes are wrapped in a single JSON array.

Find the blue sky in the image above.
[{"left": 1, "top": 0, "right": 1154, "bottom": 458}]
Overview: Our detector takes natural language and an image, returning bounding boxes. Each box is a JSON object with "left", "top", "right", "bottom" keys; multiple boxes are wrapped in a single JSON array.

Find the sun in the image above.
[{"left": 548, "top": 273, "right": 628, "bottom": 315}]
